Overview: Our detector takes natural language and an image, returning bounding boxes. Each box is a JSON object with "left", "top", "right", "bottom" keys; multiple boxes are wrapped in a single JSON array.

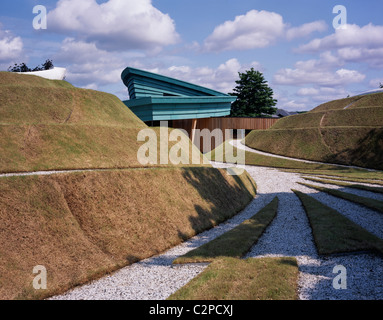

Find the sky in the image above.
[{"left": 0, "top": 0, "right": 383, "bottom": 111}]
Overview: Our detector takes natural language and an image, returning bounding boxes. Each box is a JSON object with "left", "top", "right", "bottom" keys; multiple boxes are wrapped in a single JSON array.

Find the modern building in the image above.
[
  {"left": 121, "top": 67, "right": 236, "bottom": 143},
  {"left": 121, "top": 67, "right": 278, "bottom": 151}
]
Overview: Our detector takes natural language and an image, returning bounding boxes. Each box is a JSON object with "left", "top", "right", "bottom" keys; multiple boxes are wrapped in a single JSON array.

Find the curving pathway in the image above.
[{"left": 3, "top": 140, "right": 382, "bottom": 299}]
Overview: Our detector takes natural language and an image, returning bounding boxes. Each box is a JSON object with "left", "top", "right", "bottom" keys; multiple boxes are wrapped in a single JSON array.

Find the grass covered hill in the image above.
[
  {"left": 0, "top": 72, "right": 208, "bottom": 172},
  {"left": 245, "top": 92, "right": 383, "bottom": 170},
  {"left": 0, "top": 72, "right": 257, "bottom": 299}
]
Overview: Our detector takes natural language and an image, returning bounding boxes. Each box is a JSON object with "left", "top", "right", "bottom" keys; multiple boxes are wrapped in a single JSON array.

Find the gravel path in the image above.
[
  {"left": 50, "top": 165, "right": 276, "bottom": 300},
  {"left": 49, "top": 142, "right": 383, "bottom": 300}
]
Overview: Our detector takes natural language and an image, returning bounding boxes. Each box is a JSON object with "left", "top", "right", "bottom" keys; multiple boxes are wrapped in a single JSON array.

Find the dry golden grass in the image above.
[
  {"left": 270, "top": 112, "right": 324, "bottom": 129},
  {"left": 0, "top": 72, "right": 209, "bottom": 172},
  {"left": 0, "top": 72, "right": 145, "bottom": 128},
  {"left": 245, "top": 125, "right": 383, "bottom": 170},
  {"left": 245, "top": 92, "right": 383, "bottom": 170},
  {"left": 0, "top": 126, "right": 208, "bottom": 173},
  {"left": 0, "top": 167, "right": 256, "bottom": 300},
  {"left": 245, "top": 128, "right": 332, "bottom": 161},
  {"left": 0, "top": 72, "right": 74, "bottom": 89},
  {"left": 0, "top": 72, "right": 259, "bottom": 301}
]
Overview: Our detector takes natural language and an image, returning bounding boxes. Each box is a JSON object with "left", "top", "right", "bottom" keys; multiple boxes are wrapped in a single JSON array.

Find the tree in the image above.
[
  {"left": 42, "top": 59, "right": 54, "bottom": 70},
  {"left": 230, "top": 68, "right": 277, "bottom": 117},
  {"left": 8, "top": 59, "right": 54, "bottom": 73},
  {"left": 8, "top": 63, "right": 31, "bottom": 73}
]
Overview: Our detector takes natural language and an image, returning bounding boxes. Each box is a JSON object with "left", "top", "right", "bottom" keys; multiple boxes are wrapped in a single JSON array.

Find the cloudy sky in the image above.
[{"left": 1, "top": 0, "right": 382, "bottom": 111}]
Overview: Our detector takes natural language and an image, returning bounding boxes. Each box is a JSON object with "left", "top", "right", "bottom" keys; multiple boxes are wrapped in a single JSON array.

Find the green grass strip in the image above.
[
  {"left": 282, "top": 168, "right": 383, "bottom": 184},
  {"left": 168, "top": 257, "right": 299, "bottom": 300},
  {"left": 298, "top": 182, "right": 383, "bottom": 214},
  {"left": 293, "top": 190, "right": 383, "bottom": 255},
  {"left": 300, "top": 174, "right": 383, "bottom": 186},
  {"left": 303, "top": 177, "right": 383, "bottom": 194},
  {"left": 206, "top": 141, "right": 345, "bottom": 171},
  {"left": 173, "top": 197, "right": 279, "bottom": 264}
]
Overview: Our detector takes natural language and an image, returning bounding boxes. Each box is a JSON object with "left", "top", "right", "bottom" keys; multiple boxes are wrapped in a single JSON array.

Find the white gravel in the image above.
[
  {"left": 50, "top": 164, "right": 276, "bottom": 300},
  {"left": 50, "top": 144, "right": 383, "bottom": 300}
]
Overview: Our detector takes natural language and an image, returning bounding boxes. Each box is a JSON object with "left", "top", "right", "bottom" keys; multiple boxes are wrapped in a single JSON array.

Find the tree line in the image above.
[{"left": 8, "top": 59, "right": 54, "bottom": 73}]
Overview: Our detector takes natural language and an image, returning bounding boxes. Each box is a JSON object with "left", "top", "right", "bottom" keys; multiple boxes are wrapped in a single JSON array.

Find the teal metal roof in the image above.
[{"left": 121, "top": 67, "right": 236, "bottom": 121}]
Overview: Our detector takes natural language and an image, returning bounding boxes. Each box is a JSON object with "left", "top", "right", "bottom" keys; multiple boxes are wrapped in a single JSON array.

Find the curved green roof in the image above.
[{"left": 121, "top": 67, "right": 236, "bottom": 121}]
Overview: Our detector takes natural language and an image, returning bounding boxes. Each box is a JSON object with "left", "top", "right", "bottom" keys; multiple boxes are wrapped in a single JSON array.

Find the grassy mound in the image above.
[
  {"left": 312, "top": 92, "right": 383, "bottom": 112},
  {"left": 245, "top": 92, "right": 383, "bottom": 170},
  {"left": 0, "top": 167, "right": 256, "bottom": 300},
  {"left": 0, "top": 72, "right": 206, "bottom": 172},
  {"left": 0, "top": 72, "right": 143, "bottom": 127}
]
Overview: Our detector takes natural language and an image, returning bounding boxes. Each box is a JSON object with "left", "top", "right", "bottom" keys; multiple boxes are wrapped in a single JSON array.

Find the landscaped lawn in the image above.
[
  {"left": 293, "top": 190, "right": 383, "bottom": 255},
  {"left": 168, "top": 257, "right": 299, "bottom": 300}
]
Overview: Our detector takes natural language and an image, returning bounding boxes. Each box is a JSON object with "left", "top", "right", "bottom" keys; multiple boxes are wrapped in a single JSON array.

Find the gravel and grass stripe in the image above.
[
  {"left": 298, "top": 182, "right": 383, "bottom": 214},
  {"left": 303, "top": 177, "right": 383, "bottom": 194},
  {"left": 281, "top": 169, "right": 383, "bottom": 184},
  {"left": 293, "top": 190, "right": 383, "bottom": 255},
  {"left": 304, "top": 175, "right": 383, "bottom": 186},
  {"left": 173, "top": 197, "right": 279, "bottom": 264}
]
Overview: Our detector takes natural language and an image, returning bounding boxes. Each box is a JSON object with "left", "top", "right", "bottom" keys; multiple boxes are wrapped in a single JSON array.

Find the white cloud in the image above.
[
  {"left": 204, "top": 10, "right": 285, "bottom": 52},
  {"left": 286, "top": 21, "right": 328, "bottom": 41},
  {"left": 273, "top": 53, "right": 365, "bottom": 87},
  {"left": 337, "top": 47, "right": 383, "bottom": 68},
  {"left": 296, "top": 86, "right": 349, "bottom": 102},
  {"left": 55, "top": 38, "right": 126, "bottom": 86},
  {"left": 280, "top": 100, "right": 307, "bottom": 111},
  {"left": 203, "top": 9, "right": 331, "bottom": 52},
  {"left": 274, "top": 67, "right": 365, "bottom": 87},
  {"left": 276, "top": 85, "right": 352, "bottom": 112},
  {"left": 297, "top": 23, "right": 383, "bottom": 67},
  {"left": 146, "top": 59, "right": 263, "bottom": 94},
  {"left": 297, "top": 87, "right": 320, "bottom": 96},
  {"left": 0, "top": 28, "right": 23, "bottom": 62},
  {"left": 298, "top": 23, "right": 383, "bottom": 52},
  {"left": 47, "top": 0, "right": 180, "bottom": 51},
  {"left": 369, "top": 78, "right": 383, "bottom": 88}
]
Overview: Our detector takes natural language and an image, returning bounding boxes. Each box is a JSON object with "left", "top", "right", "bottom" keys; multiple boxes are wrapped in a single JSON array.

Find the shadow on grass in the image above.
[
  {"left": 176, "top": 167, "right": 257, "bottom": 241},
  {"left": 121, "top": 166, "right": 383, "bottom": 299},
  {"left": 323, "top": 127, "right": 383, "bottom": 171}
]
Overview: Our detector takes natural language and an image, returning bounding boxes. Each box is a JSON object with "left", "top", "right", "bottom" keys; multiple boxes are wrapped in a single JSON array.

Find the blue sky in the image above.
[{"left": 1, "top": 0, "right": 382, "bottom": 111}]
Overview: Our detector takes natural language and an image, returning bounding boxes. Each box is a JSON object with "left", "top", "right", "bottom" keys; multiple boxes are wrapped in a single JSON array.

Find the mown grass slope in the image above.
[
  {"left": 0, "top": 72, "right": 206, "bottom": 172},
  {"left": 245, "top": 93, "right": 383, "bottom": 170},
  {"left": 0, "top": 72, "right": 257, "bottom": 299},
  {"left": 0, "top": 168, "right": 256, "bottom": 300}
]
